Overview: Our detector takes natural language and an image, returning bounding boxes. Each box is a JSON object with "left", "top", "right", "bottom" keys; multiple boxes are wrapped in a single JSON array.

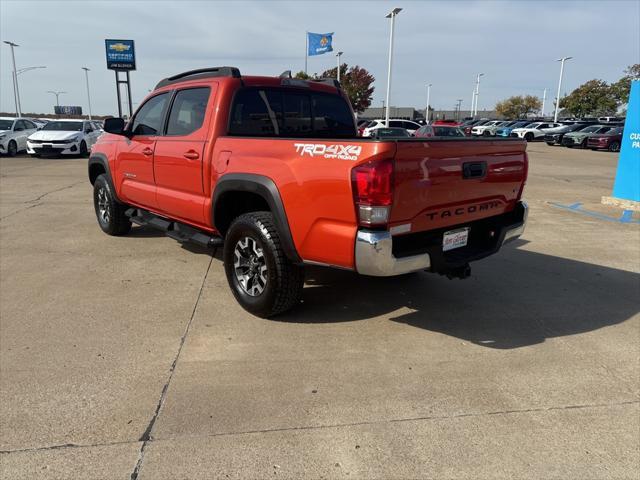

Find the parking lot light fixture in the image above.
[
  {"left": 17, "top": 66, "right": 46, "bottom": 76},
  {"left": 3, "top": 41, "right": 21, "bottom": 117},
  {"left": 554, "top": 56, "right": 572, "bottom": 123},
  {"left": 473, "top": 73, "right": 484, "bottom": 117},
  {"left": 425, "top": 83, "right": 432, "bottom": 123},
  {"left": 47, "top": 90, "right": 67, "bottom": 108},
  {"left": 335, "top": 52, "right": 343, "bottom": 83},
  {"left": 384, "top": 7, "right": 402, "bottom": 127},
  {"left": 82, "top": 67, "right": 93, "bottom": 120}
]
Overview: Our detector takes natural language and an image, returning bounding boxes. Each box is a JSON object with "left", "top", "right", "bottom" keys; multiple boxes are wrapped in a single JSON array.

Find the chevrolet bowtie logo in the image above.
[{"left": 109, "top": 43, "right": 130, "bottom": 52}]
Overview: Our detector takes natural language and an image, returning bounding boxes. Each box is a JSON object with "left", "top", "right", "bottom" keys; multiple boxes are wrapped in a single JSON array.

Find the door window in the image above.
[
  {"left": 166, "top": 88, "right": 211, "bottom": 136},
  {"left": 131, "top": 93, "right": 169, "bottom": 136}
]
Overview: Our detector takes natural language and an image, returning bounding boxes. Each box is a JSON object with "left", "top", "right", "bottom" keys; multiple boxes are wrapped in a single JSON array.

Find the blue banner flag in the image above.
[
  {"left": 611, "top": 80, "right": 640, "bottom": 203},
  {"left": 307, "top": 32, "right": 333, "bottom": 56}
]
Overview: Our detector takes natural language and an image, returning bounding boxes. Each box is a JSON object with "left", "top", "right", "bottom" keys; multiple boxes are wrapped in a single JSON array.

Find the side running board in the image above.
[{"left": 125, "top": 208, "right": 223, "bottom": 248}]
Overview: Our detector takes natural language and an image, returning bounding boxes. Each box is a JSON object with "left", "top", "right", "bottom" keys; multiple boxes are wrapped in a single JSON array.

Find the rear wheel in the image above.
[
  {"left": 7, "top": 140, "right": 17, "bottom": 157},
  {"left": 609, "top": 141, "right": 620, "bottom": 152},
  {"left": 223, "top": 212, "right": 304, "bottom": 318},
  {"left": 93, "top": 174, "right": 131, "bottom": 236}
]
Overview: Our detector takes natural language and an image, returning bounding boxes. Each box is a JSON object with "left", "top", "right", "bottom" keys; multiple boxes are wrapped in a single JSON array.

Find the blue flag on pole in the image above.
[{"left": 308, "top": 32, "right": 334, "bottom": 56}]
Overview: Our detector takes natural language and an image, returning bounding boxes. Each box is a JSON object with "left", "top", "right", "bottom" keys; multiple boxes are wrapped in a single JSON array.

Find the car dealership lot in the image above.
[{"left": 0, "top": 145, "right": 638, "bottom": 479}]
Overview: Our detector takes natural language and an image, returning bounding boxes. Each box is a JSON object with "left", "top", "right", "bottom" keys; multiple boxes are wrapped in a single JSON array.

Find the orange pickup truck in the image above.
[{"left": 89, "top": 67, "right": 528, "bottom": 317}]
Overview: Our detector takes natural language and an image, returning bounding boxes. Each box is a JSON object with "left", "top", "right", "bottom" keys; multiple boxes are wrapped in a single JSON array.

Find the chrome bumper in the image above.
[{"left": 355, "top": 201, "right": 528, "bottom": 277}]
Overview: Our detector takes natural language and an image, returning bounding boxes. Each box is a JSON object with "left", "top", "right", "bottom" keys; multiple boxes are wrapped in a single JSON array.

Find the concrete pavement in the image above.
[{"left": 1, "top": 144, "right": 638, "bottom": 479}]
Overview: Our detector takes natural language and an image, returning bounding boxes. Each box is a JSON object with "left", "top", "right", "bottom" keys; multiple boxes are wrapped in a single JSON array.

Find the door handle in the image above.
[
  {"left": 183, "top": 150, "right": 199, "bottom": 160},
  {"left": 142, "top": 147, "right": 154, "bottom": 156}
]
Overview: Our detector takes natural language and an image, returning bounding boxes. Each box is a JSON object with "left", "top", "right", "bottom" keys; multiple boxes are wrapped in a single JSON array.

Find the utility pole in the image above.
[
  {"left": 82, "top": 67, "right": 93, "bottom": 120},
  {"left": 3, "top": 41, "right": 21, "bottom": 116},
  {"left": 425, "top": 83, "right": 432, "bottom": 123},
  {"left": 384, "top": 7, "right": 402, "bottom": 127},
  {"left": 554, "top": 56, "right": 572, "bottom": 122}
]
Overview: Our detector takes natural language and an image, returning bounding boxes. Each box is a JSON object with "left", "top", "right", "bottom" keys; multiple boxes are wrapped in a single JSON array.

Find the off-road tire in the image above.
[
  {"left": 223, "top": 212, "right": 304, "bottom": 318},
  {"left": 93, "top": 174, "right": 131, "bottom": 236},
  {"left": 7, "top": 140, "right": 17, "bottom": 157}
]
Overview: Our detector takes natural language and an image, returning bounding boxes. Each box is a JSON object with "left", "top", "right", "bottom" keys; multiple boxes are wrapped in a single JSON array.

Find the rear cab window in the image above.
[
  {"left": 166, "top": 87, "right": 211, "bottom": 136},
  {"left": 228, "top": 87, "right": 355, "bottom": 138}
]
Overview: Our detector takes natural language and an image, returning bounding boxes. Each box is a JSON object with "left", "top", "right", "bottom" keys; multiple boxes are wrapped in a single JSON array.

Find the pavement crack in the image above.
[
  {"left": 129, "top": 255, "right": 214, "bottom": 480},
  {"left": 0, "top": 181, "right": 84, "bottom": 221}
]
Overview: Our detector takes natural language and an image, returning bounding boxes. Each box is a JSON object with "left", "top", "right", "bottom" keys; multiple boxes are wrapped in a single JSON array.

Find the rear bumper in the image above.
[{"left": 355, "top": 201, "right": 528, "bottom": 277}]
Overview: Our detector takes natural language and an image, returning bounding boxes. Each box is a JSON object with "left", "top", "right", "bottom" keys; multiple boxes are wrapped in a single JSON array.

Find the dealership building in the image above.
[{"left": 360, "top": 107, "right": 499, "bottom": 122}]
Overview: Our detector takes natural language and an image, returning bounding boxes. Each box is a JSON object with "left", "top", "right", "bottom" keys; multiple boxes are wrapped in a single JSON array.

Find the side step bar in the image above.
[{"left": 125, "top": 208, "right": 223, "bottom": 248}]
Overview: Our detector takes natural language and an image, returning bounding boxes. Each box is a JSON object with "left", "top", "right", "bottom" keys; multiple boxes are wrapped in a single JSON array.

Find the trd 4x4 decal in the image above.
[{"left": 294, "top": 143, "right": 362, "bottom": 161}]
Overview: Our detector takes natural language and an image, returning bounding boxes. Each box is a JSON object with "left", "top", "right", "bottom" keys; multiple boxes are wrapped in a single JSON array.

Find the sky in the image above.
[{"left": 1, "top": 0, "right": 639, "bottom": 116}]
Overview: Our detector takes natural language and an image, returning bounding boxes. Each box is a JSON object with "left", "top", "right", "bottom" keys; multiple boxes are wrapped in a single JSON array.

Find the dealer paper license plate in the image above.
[{"left": 442, "top": 227, "right": 470, "bottom": 251}]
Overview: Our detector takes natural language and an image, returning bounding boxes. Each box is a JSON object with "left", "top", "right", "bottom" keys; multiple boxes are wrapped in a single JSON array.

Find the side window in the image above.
[
  {"left": 23, "top": 120, "right": 36, "bottom": 129},
  {"left": 131, "top": 93, "right": 169, "bottom": 136},
  {"left": 389, "top": 120, "right": 402, "bottom": 128},
  {"left": 84, "top": 122, "right": 93, "bottom": 132},
  {"left": 14, "top": 120, "right": 26, "bottom": 131},
  {"left": 166, "top": 87, "right": 211, "bottom": 136}
]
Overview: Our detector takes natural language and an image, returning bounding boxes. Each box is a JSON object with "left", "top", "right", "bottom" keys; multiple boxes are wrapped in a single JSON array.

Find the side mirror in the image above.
[{"left": 104, "top": 117, "right": 126, "bottom": 135}]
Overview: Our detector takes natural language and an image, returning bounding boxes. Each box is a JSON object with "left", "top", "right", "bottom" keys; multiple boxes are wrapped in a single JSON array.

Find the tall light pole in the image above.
[
  {"left": 471, "top": 88, "right": 476, "bottom": 119},
  {"left": 554, "top": 56, "right": 572, "bottom": 122},
  {"left": 456, "top": 99, "right": 463, "bottom": 121},
  {"left": 82, "top": 67, "right": 93, "bottom": 120},
  {"left": 473, "top": 73, "right": 484, "bottom": 117},
  {"left": 425, "top": 83, "right": 432, "bottom": 123},
  {"left": 335, "top": 51, "right": 343, "bottom": 83},
  {"left": 47, "top": 91, "right": 67, "bottom": 108},
  {"left": 3, "top": 41, "right": 21, "bottom": 117},
  {"left": 384, "top": 7, "right": 402, "bottom": 127},
  {"left": 541, "top": 88, "right": 547, "bottom": 118}
]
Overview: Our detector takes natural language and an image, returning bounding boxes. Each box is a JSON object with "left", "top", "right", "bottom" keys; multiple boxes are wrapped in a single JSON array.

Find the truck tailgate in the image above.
[{"left": 390, "top": 139, "right": 527, "bottom": 233}]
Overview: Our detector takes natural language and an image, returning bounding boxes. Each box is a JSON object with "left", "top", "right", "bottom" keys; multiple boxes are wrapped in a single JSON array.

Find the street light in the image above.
[
  {"left": 384, "top": 7, "right": 402, "bottom": 127},
  {"left": 541, "top": 88, "right": 547, "bottom": 118},
  {"left": 82, "top": 67, "right": 93, "bottom": 120},
  {"left": 473, "top": 73, "right": 484, "bottom": 117},
  {"left": 554, "top": 56, "right": 572, "bottom": 122},
  {"left": 335, "top": 51, "right": 343, "bottom": 83},
  {"left": 17, "top": 66, "right": 46, "bottom": 75},
  {"left": 425, "top": 83, "right": 432, "bottom": 123},
  {"left": 3, "top": 41, "right": 21, "bottom": 117},
  {"left": 47, "top": 90, "right": 67, "bottom": 107}
]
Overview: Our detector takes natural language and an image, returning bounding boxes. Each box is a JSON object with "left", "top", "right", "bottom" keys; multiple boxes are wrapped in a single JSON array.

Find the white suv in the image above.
[
  {"left": 471, "top": 120, "right": 506, "bottom": 136},
  {"left": 0, "top": 117, "right": 39, "bottom": 156},
  {"left": 511, "top": 122, "right": 560, "bottom": 141},
  {"left": 362, "top": 119, "right": 422, "bottom": 137},
  {"left": 27, "top": 119, "right": 103, "bottom": 157}
]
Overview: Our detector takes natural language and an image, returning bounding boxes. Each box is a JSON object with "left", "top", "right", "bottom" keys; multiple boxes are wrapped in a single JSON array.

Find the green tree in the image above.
[
  {"left": 294, "top": 71, "right": 313, "bottom": 80},
  {"left": 610, "top": 64, "right": 640, "bottom": 106},
  {"left": 495, "top": 95, "right": 542, "bottom": 119},
  {"left": 319, "top": 64, "right": 375, "bottom": 113},
  {"left": 558, "top": 79, "right": 618, "bottom": 117}
]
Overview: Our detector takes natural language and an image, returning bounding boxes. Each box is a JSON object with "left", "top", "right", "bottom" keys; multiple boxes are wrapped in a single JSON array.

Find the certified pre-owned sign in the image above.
[{"left": 105, "top": 39, "right": 136, "bottom": 71}]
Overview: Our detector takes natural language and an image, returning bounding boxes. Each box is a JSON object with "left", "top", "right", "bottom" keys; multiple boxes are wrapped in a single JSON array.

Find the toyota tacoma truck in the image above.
[{"left": 89, "top": 67, "right": 528, "bottom": 317}]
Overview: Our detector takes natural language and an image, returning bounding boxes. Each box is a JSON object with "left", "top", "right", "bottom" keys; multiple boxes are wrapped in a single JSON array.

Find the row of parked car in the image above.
[
  {"left": 0, "top": 116, "right": 104, "bottom": 157},
  {"left": 356, "top": 117, "right": 624, "bottom": 152}
]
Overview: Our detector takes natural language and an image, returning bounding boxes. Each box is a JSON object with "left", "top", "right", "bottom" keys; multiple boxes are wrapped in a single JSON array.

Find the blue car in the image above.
[{"left": 495, "top": 121, "right": 533, "bottom": 137}]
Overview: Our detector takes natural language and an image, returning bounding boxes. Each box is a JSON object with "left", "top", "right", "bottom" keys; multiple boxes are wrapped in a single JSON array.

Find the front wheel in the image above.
[
  {"left": 93, "top": 174, "right": 131, "bottom": 235},
  {"left": 609, "top": 141, "right": 620, "bottom": 152},
  {"left": 223, "top": 212, "right": 304, "bottom": 318},
  {"left": 524, "top": 132, "right": 534, "bottom": 142},
  {"left": 79, "top": 141, "right": 88, "bottom": 157}
]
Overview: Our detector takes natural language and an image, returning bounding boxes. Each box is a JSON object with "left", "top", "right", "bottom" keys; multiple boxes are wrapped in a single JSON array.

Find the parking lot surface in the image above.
[{"left": 1, "top": 144, "right": 638, "bottom": 479}]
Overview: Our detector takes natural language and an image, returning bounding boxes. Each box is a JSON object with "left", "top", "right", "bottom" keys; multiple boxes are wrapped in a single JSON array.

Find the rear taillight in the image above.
[{"left": 351, "top": 158, "right": 394, "bottom": 226}]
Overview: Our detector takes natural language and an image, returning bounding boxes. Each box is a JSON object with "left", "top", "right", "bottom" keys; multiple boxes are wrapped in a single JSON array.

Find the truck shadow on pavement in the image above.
[{"left": 289, "top": 240, "right": 639, "bottom": 349}]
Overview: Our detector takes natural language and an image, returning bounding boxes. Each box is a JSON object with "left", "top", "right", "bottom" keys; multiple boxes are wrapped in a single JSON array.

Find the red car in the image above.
[
  {"left": 586, "top": 127, "right": 623, "bottom": 152},
  {"left": 433, "top": 119, "right": 462, "bottom": 127}
]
